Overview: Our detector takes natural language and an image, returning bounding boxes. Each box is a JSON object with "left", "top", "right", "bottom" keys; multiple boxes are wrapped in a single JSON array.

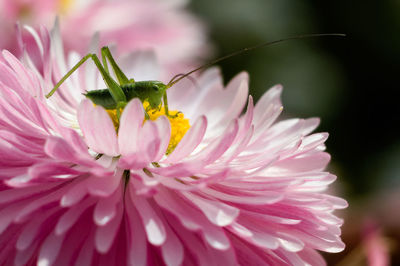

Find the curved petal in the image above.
[
  {"left": 153, "top": 115, "right": 171, "bottom": 161},
  {"left": 118, "top": 99, "right": 144, "bottom": 156},
  {"left": 164, "top": 115, "right": 207, "bottom": 164},
  {"left": 95, "top": 203, "right": 123, "bottom": 253},
  {"left": 133, "top": 192, "right": 166, "bottom": 246},
  {"left": 78, "top": 99, "right": 118, "bottom": 156}
]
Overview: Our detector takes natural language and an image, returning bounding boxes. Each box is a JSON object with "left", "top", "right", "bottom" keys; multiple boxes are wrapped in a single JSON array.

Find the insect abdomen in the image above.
[
  {"left": 85, "top": 89, "right": 117, "bottom": 109},
  {"left": 85, "top": 84, "right": 140, "bottom": 109}
]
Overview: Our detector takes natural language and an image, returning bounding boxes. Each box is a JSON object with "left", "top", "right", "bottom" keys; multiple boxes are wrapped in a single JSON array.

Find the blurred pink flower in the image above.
[
  {"left": 363, "top": 220, "right": 390, "bottom": 266},
  {"left": 0, "top": 25, "right": 347, "bottom": 265},
  {"left": 0, "top": 0, "right": 209, "bottom": 74}
]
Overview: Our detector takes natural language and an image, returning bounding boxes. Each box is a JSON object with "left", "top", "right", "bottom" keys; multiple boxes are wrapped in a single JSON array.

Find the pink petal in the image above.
[
  {"left": 60, "top": 179, "right": 88, "bottom": 207},
  {"left": 269, "top": 152, "right": 331, "bottom": 174},
  {"left": 78, "top": 99, "right": 119, "bottom": 156},
  {"left": 16, "top": 207, "right": 59, "bottom": 250},
  {"left": 137, "top": 120, "right": 160, "bottom": 161},
  {"left": 153, "top": 115, "right": 171, "bottom": 161},
  {"left": 125, "top": 197, "right": 147, "bottom": 266},
  {"left": 211, "top": 72, "right": 249, "bottom": 129},
  {"left": 192, "top": 119, "right": 239, "bottom": 164},
  {"left": 133, "top": 192, "right": 166, "bottom": 246},
  {"left": 203, "top": 224, "right": 231, "bottom": 250},
  {"left": 118, "top": 99, "right": 144, "bottom": 156},
  {"left": 95, "top": 202, "right": 123, "bottom": 253},
  {"left": 253, "top": 84, "right": 282, "bottom": 126},
  {"left": 2, "top": 51, "right": 35, "bottom": 94},
  {"left": 183, "top": 192, "right": 239, "bottom": 226},
  {"left": 37, "top": 232, "right": 66, "bottom": 266},
  {"left": 55, "top": 198, "right": 95, "bottom": 235},
  {"left": 164, "top": 115, "right": 207, "bottom": 163},
  {"left": 93, "top": 190, "right": 120, "bottom": 226},
  {"left": 87, "top": 170, "right": 122, "bottom": 197},
  {"left": 75, "top": 230, "right": 95, "bottom": 266},
  {"left": 160, "top": 218, "right": 184, "bottom": 266}
]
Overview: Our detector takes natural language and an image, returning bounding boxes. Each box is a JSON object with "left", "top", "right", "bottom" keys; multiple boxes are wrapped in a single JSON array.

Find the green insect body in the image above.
[{"left": 85, "top": 81, "right": 168, "bottom": 111}]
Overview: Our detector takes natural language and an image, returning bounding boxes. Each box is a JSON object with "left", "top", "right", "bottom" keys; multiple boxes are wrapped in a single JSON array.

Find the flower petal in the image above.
[
  {"left": 183, "top": 192, "right": 239, "bottom": 227},
  {"left": 164, "top": 115, "right": 207, "bottom": 164},
  {"left": 133, "top": 192, "right": 166, "bottom": 246},
  {"left": 78, "top": 99, "right": 119, "bottom": 156},
  {"left": 118, "top": 99, "right": 144, "bottom": 156},
  {"left": 95, "top": 202, "right": 123, "bottom": 253}
]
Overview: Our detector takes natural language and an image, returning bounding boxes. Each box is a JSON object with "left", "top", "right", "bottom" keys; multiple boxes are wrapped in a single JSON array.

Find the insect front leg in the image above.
[
  {"left": 115, "top": 101, "right": 127, "bottom": 120},
  {"left": 163, "top": 92, "right": 170, "bottom": 117},
  {"left": 163, "top": 92, "right": 181, "bottom": 118}
]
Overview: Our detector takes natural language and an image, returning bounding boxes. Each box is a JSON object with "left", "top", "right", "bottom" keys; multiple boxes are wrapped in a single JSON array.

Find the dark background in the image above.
[{"left": 190, "top": 0, "right": 400, "bottom": 264}]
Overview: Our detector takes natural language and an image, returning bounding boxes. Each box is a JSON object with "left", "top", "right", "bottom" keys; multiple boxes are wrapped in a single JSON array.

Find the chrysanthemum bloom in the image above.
[
  {"left": 0, "top": 0, "right": 209, "bottom": 73},
  {"left": 0, "top": 25, "right": 347, "bottom": 266}
]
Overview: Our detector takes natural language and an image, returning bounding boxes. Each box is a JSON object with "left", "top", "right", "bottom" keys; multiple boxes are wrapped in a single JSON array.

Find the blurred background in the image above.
[{"left": 189, "top": 0, "right": 400, "bottom": 264}]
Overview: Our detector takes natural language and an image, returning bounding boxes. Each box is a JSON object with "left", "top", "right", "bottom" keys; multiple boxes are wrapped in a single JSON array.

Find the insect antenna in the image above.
[
  {"left": 167, "top": 33, "right": 345, "bottom": 88},
  {"left": 168, "top": 73, "right": 199, "bottom": 89}
]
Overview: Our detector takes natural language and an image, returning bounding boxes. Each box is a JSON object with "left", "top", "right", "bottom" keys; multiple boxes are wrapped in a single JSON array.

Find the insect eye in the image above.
[{"left": 153, "top": 85, "right": 159, "bottom": 91}]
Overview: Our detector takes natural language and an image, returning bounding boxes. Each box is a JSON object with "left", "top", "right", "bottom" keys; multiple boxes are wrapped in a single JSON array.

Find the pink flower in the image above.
[
  {"left": 0, "top": 0, "right": 209, "bottom": 74},
  {"left": 363, "top": 220, "right": 390, "bottom": 266},
  {"left": 0, "top": 25, "right": 347, "bottom": 266}
]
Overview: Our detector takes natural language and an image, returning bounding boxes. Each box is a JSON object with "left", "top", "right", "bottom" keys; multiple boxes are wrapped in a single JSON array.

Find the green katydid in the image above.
[{"left": 45, "top": 34, "right": 345, "bottom": 119}]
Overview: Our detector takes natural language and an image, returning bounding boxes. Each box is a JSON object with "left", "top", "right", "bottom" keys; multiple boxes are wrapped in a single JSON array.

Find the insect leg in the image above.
[
  {"left": 101, "top": 47, "right": 130, "bottom": 85},
  {"left": 163, "top": 92, "right": 181, "bottom": 118},
  {"left": 163, "top": 92, "right": 170, "bottom": 117},
  {"left": 46, "top": 53, "right": 127, "bottom": 104},
  {"left": 89, "top": 54, "right": 127, "bottom": 103},
  {"left": 101, "top": 49, "right": 110, "bottom": 75},
  {"left": 115, "top": 101, "right": 127, "bottom": 120},
  {"left": 46, "top": 54, "right": 93, "bottom": 98}
]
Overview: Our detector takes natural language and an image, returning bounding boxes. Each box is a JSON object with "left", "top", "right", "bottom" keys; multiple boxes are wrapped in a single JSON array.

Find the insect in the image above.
[{"left": 45, "top": 33, "right": 345, "bottom": 119}]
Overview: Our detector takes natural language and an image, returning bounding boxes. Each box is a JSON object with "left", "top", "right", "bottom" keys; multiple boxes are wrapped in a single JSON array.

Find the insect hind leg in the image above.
[
  {"left": 46, "top": 53, "right": 127, "bottom": 104},
  {"left": 162, "top": 92, "right": 181, "bottom": 118},
  {"left": 46, "top": 53, "right": 94, "bottom": 98}
]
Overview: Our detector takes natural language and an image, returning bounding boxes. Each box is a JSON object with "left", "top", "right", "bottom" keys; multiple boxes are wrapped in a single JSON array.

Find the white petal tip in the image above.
[
  {"left": 146, "top": 219, "right": 166, "bottom": 246},
  {"left": 95, "top": 216, "right": 112, "bottom": 226},
  {"left": 208, "top": 239, "right": 230, "bottom": 250},
  {"left": 38, "top": 259, "right": 50, "bottom": 266},
  {"left": 325, "top": 245, "right": 345, "bottom": 253},
  {"left": 215, "top": 209, "right": 239, "bottom": 226}
]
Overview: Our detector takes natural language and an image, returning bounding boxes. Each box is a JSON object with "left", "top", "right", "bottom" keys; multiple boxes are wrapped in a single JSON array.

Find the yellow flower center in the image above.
[
  {"left": 106, "top": 109, "right": 121, "bottom": 130},
  {"left": 144, "top": 102, "right": 190, "bottom": 155},
  {"left": 106, "top": 102, "right": 190, "bottom": 155}
]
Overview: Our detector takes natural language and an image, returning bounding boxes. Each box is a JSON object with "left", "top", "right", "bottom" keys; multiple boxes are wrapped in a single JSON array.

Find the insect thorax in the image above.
[{"left": 123, "top": 81, "right": 167, "bottom": 109}]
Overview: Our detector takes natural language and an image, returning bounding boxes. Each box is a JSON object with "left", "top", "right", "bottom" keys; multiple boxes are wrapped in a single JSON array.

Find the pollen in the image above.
[{"left": 143, "top": 102, "right": 190, "bottom": 155}]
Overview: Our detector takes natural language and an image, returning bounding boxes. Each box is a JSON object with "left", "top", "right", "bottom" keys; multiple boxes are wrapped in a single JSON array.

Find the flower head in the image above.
[{"left": 0, "top": 25, "right": 347, "bottom": 265}]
